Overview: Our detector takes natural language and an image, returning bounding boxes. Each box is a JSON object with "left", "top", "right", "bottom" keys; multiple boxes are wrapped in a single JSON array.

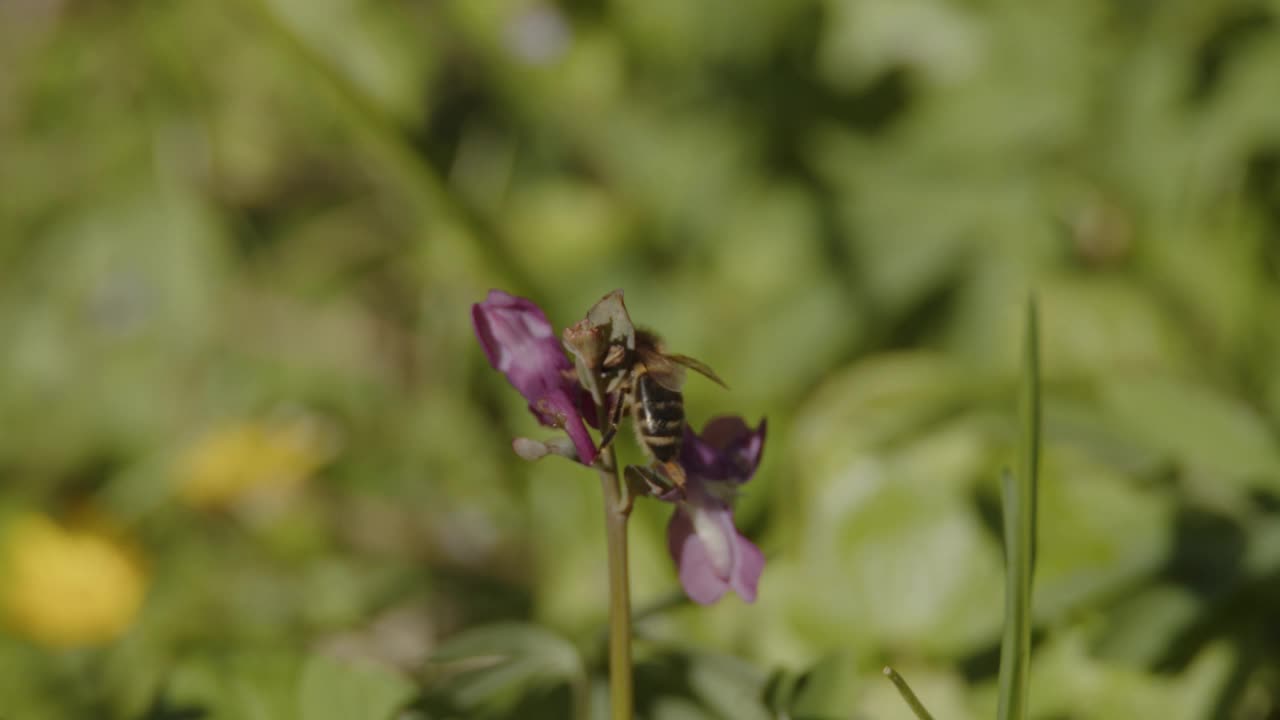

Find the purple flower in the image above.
[
  {"left": 666, "top": 417, "right": 766, "bottom": 605},
  {"left": 472, "top": 290, "right": 598, "bottom": 465}
]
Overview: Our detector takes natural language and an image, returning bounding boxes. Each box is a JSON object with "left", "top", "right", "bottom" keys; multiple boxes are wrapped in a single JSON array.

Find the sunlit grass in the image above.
[{"left": 887, "top": 299, "right": 1041, "bottom": 720}]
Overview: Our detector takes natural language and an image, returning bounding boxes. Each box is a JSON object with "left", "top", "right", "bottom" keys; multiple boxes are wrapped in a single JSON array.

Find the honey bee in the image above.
[{"left": 599, "top": 329, "right": 726, "bottom": 495}]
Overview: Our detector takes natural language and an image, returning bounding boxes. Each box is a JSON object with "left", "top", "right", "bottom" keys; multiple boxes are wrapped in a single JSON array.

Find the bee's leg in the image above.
[
  {"left": 660, "top": 462, "right": 687, "bottom": 496},
  {"left": 620, "top": 466, "right": 647, "bottom": 514},
  {"left": 627, "top": 464, "right": 684, "bottom": 500},
  {"left": 603, "top": 344, "right": 627, "bottom": 370},
  {"left": 598, "top": 392, "right": 628, "bottom": 449}
]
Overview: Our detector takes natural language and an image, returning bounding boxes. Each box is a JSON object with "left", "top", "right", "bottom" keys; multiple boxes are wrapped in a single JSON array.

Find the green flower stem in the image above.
[
  {"left": 883, "top": 667, "right": 937, "bottom": 720},
  {"left": 596, "top": 446, "right": 634, "bottom": 720},
  {"left": 567, "top": 344, "right": 634, "bottom": 719}
]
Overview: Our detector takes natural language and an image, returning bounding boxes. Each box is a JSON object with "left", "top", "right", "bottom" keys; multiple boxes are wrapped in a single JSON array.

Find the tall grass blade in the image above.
[
  {"left": 883, "top": 667, "right": 937, "bottom": 720},
  {"left": 996, "top": 299, "right": 1040, "bottom": 720}
]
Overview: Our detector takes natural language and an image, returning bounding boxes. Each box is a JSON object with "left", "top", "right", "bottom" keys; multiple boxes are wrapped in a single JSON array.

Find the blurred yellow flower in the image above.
[
  {"left": 3, "top": 514, "right": 147, "bottom": 648},
  {"left": 178, "top": 418, "right": 333, "bottom": 509}
]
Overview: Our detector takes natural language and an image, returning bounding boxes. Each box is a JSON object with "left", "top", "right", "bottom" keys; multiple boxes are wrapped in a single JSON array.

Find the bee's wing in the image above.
[
  {"left": 638, "top": 349, "right": 687, "bottom": 392},
  {"left": 664, "top": 353, "right": 728, "bottom": 389}
]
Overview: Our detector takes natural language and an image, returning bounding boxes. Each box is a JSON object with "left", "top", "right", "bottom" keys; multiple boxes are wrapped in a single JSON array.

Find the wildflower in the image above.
[
  {"left": 474, "top": 289, "right": 767, "bottom": 605},
  {"left": 472, "top": 290, "right": 597, "bottom": 464},
  {"left": 2, "top": 514, "right": 146, "bottom": 648},
  {"left": 665, "top": 417, "right": 767, "bottom": 605},
  {"left": 178, "top": 417, "right": 333, "bottom": 509}
]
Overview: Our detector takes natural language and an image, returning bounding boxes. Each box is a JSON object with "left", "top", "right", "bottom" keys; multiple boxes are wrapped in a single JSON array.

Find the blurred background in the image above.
[{"left": 3, "top": 0, "right": 1280, "bottom": 718}]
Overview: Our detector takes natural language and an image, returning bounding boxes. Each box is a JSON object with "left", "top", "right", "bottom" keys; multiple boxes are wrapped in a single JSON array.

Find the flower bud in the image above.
[
  {"left": 512, "top": 436, "right": 581, "bottom": 462},
  {"left": 473, "top": 290, "right": 598, "bottom": 464}
]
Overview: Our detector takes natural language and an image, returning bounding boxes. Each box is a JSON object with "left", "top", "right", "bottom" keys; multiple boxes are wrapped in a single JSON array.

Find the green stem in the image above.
[
  {"left": 567, "top": 333, "right": 633, "bottom": 718},
  {"left": 883, "top": 667, "right": 937, "bottom": 720},
  {"left": 597, "top": 447, "right": 634, "bottom": 720}
]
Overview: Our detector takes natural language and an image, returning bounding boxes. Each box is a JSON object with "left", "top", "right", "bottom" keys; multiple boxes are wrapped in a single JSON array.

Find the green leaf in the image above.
[
  {"left": 783, "top": 653, "right": 863, "bottom": 719},
  {"left": 1017, "top": 631, "right": 1235, "bottom": 720},
  {"left": 762, "top": 666, "right": 807, "bottom": 718},
  {"left": 1030, "top": 449, "right": 1173, "bottom": 620},
  {"left": 650, "top": 696, "right": 716, "bottom": 720},
  {"left": 793, "top": 351, "right": 992, "bottom": 486},
  {"left": 685, "top": 654, "right": 771, "bottom": 720},
  {"left": 297, "top": 654, "right": 415, "bottom": 720},
  {"left": 1099, "top": 374, "right": 1280, "bottom": 489},
  {"left": 228, "top": 653, "right": 303, "bottom": 720},
  {"left": 163, "top": 652, "right": 302, "bottom": 720},
  {"left": 428, "top": 622, "right": 586, "bottom": 715},
  {"left": 1092, "top": 585, "right": 1203, "bottom": 666},
  {"left": 792, "top": 467, "right": 1005, "bottom": 656}
]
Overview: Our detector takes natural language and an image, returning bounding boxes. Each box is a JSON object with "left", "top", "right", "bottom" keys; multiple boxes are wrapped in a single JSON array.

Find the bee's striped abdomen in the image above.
[{"left": 635, "top": 372, "right": 684, "bottom": 462}]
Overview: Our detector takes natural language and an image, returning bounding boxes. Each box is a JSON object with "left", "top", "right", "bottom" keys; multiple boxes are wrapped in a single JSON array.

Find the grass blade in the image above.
[
  {"left": 883, "top": 667, "right": 937, "bottom": 720},
  {"left": 1020, "top": 297, "right": 1041, "bottom": 575},
  {"left": 996, "top": 299, "right": 1040, "bottom": 720}
]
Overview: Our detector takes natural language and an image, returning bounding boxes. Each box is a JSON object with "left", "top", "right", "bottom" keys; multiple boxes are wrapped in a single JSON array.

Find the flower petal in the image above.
[
  {"left": 472, "top": 290, "right": 570, "bottom": 395},
  {"left": 680, "top": 416, "right": 767, "bottom": 484},
  {"left": 728, "top": 531, "right": 764, "bottom": 603},
  {"left": 666, "top": 498, "right": 764, "bottom": 605},
  {"left": 473, "top": 290, "right": 598, "bottom": 464},
  {"left": 535, "top": 388, "right": 598, "bottom": 464},
  {"left": 667, "top": 506, "right": 729, "bottom": 605}
]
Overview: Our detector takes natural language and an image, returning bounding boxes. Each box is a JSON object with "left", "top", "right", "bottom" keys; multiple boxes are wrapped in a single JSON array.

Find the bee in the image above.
[{"left": 598, "top": 329, "right": 726, "bottom": 495}]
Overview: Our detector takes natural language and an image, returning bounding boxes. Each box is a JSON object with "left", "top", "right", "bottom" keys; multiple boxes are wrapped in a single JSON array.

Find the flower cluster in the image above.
[{"left": 473, "top": 289, "right": 765, "bottom": 604}]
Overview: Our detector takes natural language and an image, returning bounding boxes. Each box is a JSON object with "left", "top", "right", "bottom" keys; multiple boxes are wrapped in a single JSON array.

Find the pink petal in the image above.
[
  {"left": 472, "top": 290, "right": 571, "bottom": 400},
  {"left": 666, "top": 501, "right": 764, "bottom": 605},
  {"left": 728, "top": 532, "right": 764, "bottom": 603},
  {"left": 472, "top": 290, "right": 598, "bottom": 465},
  {"left": 537, "top": 389, "right": 598, "bottom": 465},
  {"left": 667, "top": 507, "right": 730, "bottom": 605},
  {"left": 680, "top": 417, "right": 767, "bottom": 484}
]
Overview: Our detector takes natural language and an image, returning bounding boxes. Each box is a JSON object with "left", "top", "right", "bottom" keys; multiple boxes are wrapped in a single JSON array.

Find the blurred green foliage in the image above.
[{"left": 2, "top": 0, "right": 1280, "bottom": 718}]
